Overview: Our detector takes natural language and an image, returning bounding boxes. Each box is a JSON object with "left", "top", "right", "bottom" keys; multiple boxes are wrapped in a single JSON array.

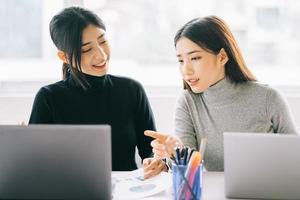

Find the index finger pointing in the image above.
[{"left": 144, "top": 130, "right": 168, "bottom": 142}]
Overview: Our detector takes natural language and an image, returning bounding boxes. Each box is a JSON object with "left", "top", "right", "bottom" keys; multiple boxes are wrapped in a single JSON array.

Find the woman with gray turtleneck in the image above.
[{"left": 143, "top": 16, "right": 297, "bottom": 177}]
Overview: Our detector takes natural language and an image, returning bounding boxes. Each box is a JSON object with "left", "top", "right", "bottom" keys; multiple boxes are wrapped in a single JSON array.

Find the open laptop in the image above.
[
  {"left": 0, "top": 125, "right": 111, "bottom": 199},
  {"left": 224, "top": 132, "right": 300, "bottom": 199}
]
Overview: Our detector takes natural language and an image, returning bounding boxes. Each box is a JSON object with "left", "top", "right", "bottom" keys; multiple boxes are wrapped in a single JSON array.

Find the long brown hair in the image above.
[{"left": 174, "top": 16, "right": 256, "bottom": 90}]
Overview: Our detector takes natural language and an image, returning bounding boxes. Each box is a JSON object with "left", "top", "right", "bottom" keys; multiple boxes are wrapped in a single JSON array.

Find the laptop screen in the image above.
[
  {"left": 0, "top": 125, "right": 111, "bottom": 199},
  {"left": 224, "top": 132, "right": 300, "bottom": 200}
]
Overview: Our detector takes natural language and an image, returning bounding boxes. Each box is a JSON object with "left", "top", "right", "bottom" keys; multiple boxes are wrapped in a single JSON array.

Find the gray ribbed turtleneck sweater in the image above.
[{"left": 175, "top": 78, "right": 297, "bottom": 171}]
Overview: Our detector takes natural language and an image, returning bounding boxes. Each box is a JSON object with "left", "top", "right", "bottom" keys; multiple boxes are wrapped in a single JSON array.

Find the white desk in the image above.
[
  {"left": 112, "top": 172, "right": 245, "bottom": 200},
  {"left": 201, "top": 172, "right": 243, "bottom": 200}
]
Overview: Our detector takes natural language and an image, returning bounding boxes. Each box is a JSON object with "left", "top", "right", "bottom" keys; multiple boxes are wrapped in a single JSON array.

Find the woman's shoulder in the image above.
[
  {"left": 36, "top": 79, "right": 69, "bottom": 96},
  {"left": 107, "top": 74, "right": 144, "bottom": 89},
  {"left": 244, "top": 81, "right": 280, "bottom": 97}
]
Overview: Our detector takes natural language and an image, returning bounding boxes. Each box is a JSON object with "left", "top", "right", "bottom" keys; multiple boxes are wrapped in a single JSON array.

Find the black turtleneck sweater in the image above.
[{"left": 29, "top": 74, "right": 155, "bottom": 171}]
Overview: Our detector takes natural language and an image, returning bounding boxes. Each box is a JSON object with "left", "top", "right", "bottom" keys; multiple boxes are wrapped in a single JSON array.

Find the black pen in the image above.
[
  {"left": 176, "top": 148, "right": 181, "bottom": 165},
  {"left": 187, "top": 148, "right": 195, "bottom": 163},
  {"left": 183, "top": 147, "right": 188, "bottom": 165},
  {"left": 180, "top": 147, "right": 185, "bottom": 165}
]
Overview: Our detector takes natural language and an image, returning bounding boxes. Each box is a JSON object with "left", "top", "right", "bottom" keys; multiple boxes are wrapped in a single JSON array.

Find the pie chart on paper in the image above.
[{"left": 113, "top": 172, "right": 171, "bottom": 200}]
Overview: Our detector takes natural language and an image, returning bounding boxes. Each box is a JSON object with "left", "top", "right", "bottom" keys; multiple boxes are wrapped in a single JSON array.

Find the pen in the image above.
[
  {"left": 176, "top": 148, "right": 181, "bottom": 165},
  {"left": 187, "top": 148, "right": 195, "bottom": 163},
  {"left": 178, "top": 151, "right": 201, "bottom": 200},
  {"left": 171, "top": 154, "right": 195, "bottom": 199},
  {"left": 179, "top": 147, "right": 184, "bottom": 165},
  {"left": 199, "top": 138, "right": 207, "bottom": 161},
  {"left": 183, "top": 147, "right": 188, "bottom": 165}
]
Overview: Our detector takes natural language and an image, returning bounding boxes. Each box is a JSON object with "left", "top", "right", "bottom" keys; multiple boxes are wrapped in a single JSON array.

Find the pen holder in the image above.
[{"left": 172, "top": 163, "right": 203, "bottom": 200}]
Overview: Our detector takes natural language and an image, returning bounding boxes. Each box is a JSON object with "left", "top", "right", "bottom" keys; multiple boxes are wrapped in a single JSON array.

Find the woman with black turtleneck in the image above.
[{"left": 29, "top": 7, "right": 164, "bottom": 172}]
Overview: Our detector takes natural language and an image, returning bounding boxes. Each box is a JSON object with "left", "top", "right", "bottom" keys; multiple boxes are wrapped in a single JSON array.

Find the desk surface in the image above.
[
  {"left": 201, "top": 172, "right": 243, "bottom": 200},
  {"left": 112, "top": 171, "right": 245, "bottom": 200}
]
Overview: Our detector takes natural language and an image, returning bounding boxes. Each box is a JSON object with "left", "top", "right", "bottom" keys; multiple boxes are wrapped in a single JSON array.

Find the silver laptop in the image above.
[
  {"left": 0, "top": 125, "right": 111, "bottom": 199},
  {"left": 224, "top": 132, "right": 300, "bottom": 200}
]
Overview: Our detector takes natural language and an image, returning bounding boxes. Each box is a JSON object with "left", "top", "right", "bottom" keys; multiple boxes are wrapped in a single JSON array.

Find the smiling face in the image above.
[
  {"left": 176, "top": 37, "right": 227, "bottom": 93},
  {"left": 80, "top": 24, "right": 110, "bottom": 77}
]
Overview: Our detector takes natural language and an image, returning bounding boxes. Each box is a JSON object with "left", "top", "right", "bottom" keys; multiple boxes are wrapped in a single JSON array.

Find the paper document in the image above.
[{"left": 112, "top": 168, "right": 171, "bottom": 200}]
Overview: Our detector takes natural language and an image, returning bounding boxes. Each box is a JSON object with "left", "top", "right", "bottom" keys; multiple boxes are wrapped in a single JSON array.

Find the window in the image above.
[
  {"left": 0, "top": 0, "right": 42, "bottom": 58},
  {"left": 0, "top": 0, "right": 63, "bottom": 81},
  {"left": 256, "top": 7, "right": 281, "bottom": 31},
  {"left": 1, "top": 0, "right": 300, "bottom": 85}
]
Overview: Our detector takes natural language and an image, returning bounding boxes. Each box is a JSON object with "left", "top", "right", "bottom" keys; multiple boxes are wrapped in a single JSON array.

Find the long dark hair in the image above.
[
  {"left": 49, "top": 6, "right": 106, "bottom": 89},
  {"left": 174, "top": 16, "right": 256, "bottom": 90}
]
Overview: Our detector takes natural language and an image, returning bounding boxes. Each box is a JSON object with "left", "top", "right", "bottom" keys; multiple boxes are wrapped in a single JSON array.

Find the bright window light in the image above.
[{"left": 1, "top": 0, "right": 300, "bottom": 86}]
